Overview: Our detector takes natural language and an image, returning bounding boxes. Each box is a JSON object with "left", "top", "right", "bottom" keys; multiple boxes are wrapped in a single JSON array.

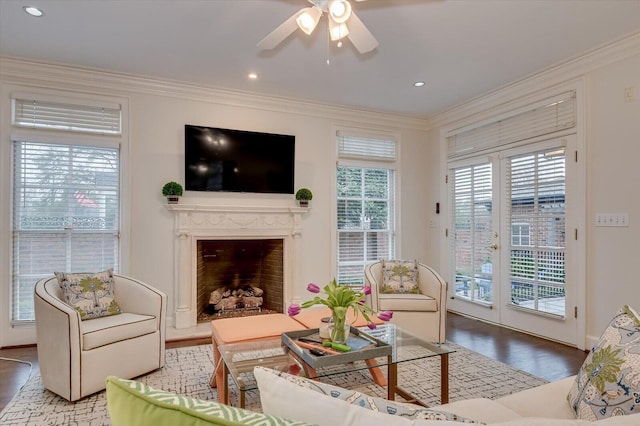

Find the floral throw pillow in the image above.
[
  {"left": 55, "top": 269, "right": 122, "bottom": 320},
  {"left": 567, "top": 305, "right": 640, "bottom": 420},
  {"left": 380, "top": 259, "right": 421, "bottom": 294}
]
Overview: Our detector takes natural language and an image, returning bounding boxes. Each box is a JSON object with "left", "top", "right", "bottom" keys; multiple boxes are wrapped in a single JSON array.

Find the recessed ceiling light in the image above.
[
  {"left": 23, "top": 6, "right": 44, "bottom": 17},
  {"left": 413, "top": 81, "right": 426, "bottom": 87},
  {"left": 248, "top": 73, "right": 258, "bottom": 80}
]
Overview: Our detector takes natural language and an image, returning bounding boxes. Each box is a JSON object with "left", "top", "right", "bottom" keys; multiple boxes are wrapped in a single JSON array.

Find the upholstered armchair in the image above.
[
  {"left": 34, "top": 274, "right": 167, "bottom": 401},
  {"left": 365, "top": 261, "right": 448, "bottom": 343}
]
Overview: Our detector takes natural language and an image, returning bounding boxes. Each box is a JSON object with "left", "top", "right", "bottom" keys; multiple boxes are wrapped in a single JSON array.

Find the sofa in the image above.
[
  {"left": 107, "top": 305, "right": 640, "bottom": 425},
  {"left": 106, "top": 368, "right": 640, "bottom": 425}
]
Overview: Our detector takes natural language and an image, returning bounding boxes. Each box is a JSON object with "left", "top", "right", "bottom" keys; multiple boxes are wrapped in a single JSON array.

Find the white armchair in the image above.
[
  {"left": 34, "top": 274, "right": 167, "bottom": 401},
  {"left": 365, "top": 261, "right": 448, "bottom": 343}
]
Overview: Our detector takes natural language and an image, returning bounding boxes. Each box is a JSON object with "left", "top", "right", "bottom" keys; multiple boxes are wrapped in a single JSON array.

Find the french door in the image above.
[{"left": 448, "top": 136, "right": 579, "bottom": 346}]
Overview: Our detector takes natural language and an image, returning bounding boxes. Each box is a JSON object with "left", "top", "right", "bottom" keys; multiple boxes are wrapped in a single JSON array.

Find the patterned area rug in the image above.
[{"left": 0, "top": 342, "right": 547, "bottom": 425}]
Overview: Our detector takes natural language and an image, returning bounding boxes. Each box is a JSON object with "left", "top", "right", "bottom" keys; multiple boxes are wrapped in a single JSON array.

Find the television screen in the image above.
[{"left": 185, "top": 125, "right": 295, "bottom": 194}]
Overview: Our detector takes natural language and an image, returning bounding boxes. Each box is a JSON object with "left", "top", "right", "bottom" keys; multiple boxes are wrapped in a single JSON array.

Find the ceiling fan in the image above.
[{"left": 257, "top": 0, "right": 378, "bottom": 54}]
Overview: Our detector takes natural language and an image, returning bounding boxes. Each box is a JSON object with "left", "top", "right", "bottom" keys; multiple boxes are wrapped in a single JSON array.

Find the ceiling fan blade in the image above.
[
  {"left": 346, "top": 11, "right": 378, "bottom": 54},
  {"left": 257, "top": 11, "right": 301, "bottom": 50}
]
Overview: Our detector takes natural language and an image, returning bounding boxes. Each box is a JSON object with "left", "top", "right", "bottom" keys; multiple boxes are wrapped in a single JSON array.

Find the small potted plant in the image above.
[
  {"left": 162, "top": 181, "right": 183, "bottom": 204},
  {"left": 295, "top": 188, "right": 313, "bottom": 207}
]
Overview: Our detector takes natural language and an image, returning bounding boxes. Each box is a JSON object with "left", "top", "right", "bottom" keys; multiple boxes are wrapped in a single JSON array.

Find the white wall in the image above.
[
  {"left": 586, "top": 53, "right": 640, "bottom": 343},
  {"left": 427, "top": 35, "right": 640, "bottom": 348},
  {"left": 0, "top": 58, "right": 429, "bottom": 346}
]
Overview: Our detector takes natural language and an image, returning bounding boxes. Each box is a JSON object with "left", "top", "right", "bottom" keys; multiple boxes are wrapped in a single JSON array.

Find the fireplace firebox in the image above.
[{"left": 196, "top": 239, "right": 284, "bottom": 321}]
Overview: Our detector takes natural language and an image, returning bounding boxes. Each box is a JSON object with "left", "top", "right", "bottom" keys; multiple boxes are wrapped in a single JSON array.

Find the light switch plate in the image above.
[{"left": 595, "top": 213, "right": 629, "bottom": 227}]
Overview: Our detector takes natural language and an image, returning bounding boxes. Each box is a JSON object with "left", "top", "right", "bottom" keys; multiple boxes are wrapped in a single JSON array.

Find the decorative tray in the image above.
[{"left": 281, "top": 327, "right": 392, "bottom": 369}]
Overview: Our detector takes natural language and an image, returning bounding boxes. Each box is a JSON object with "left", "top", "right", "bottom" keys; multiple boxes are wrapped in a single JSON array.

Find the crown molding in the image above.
[
  {"left": 426, "top": 30, "right": 640, "bottom": 130},
  {"left": 0, "top": 56, "right": 428, "bottom": 131}
]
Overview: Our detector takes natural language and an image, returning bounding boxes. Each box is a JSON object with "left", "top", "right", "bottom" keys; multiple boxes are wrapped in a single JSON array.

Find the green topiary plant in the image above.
[
  {"left": 162, "top": 181, "right": 183, "bottom": 204},
  {"left": 295, "top": 188, "right": 313, "bottom": 201},
  {"left": 295, "top": 188, "right": 313, "bottom": 207},
  {"left": 162, "top": 181, "right": 183, "bottom": 196}
]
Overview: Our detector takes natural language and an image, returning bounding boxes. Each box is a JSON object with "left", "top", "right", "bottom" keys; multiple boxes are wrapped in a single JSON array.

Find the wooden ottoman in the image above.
[{"left": 210, "top": 313, "right": 305, "bottom": 402}]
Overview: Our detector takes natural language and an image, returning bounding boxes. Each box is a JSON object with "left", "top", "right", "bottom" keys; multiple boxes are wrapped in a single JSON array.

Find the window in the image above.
[
  {"left": 10, "top": 95, "right": 122, "bottom": 323},
  {"left": 511, "top": 223, "right": 531, "bottom": 246},
  {"left": 336, "top": 132, "right": 396, "bottom": 286}
]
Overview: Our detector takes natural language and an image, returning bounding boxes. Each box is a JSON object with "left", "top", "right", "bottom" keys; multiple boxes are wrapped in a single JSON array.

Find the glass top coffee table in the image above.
[{"left": 217, "top": 324, "right": 454, "bottom": 408}]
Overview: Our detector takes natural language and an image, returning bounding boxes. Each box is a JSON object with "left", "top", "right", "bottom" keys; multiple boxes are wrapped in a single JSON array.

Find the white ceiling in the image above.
[{"left": 1, "top": 0, "right": 639, "bottom": 118}]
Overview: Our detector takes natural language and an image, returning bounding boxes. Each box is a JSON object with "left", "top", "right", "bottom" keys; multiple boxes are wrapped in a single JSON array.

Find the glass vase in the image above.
[{"left": 329, "top": 306, "right": 350, "bottom": 344}]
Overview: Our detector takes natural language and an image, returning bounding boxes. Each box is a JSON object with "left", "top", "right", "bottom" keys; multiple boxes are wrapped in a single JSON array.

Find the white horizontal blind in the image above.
[
  {"left": 506, "top": 147, "right": 566, "bottom": 316},
  {"left": 337, "top": 133, "right": 396, "bottom": 161},
  {"left": 449, "top": 162, "right": 494, "bottom": 303},
  {"left": 337, "top": 166, "right": 395, "bottom": 286},
  {"left": 447, "top": 92, "right": 575, "bottom": 159},
  {"left": 336, "top": 132, "right": 396, "bottom": 286},
  {"left": 12, "top": 141, "right": 120, "bottom": 323},
  {"left": 13, "top": 98, "right": 121, "bottom": 135}
]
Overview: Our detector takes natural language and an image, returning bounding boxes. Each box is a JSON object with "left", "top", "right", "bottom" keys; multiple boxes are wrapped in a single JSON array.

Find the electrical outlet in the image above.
[
  {"left": 624, "top": 86, "right": 636, "bottom": 102},
  {"left": 595, "top": 213, "right": 629, "bottom": 227}
]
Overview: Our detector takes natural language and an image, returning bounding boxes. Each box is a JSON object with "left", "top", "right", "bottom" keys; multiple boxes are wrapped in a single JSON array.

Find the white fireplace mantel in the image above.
[{"left": 165, "top": 203, "right": 307, "bottom": 329}]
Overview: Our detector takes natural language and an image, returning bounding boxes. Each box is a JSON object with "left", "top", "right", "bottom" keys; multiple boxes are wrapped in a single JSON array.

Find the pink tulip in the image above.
[
  {"left": 287, "top": 303, "right": 301, "bottom": 316},
  {"left": 377, "top": 310, "right": 393, "bottom": 322},
  {"left": 307, "top": 283, "right": 320, "bottom": 293},
  {"left": 367, "top": 322, "right": 377, "bottom": 330},
  {"left": 362, "top": 286, "right": 372, "bottom": 295}
]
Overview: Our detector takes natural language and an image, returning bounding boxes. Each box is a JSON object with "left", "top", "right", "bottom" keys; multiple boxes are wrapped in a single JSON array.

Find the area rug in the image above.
[{"left": 0, "top": 342, "right": 547, "bottom": 425}]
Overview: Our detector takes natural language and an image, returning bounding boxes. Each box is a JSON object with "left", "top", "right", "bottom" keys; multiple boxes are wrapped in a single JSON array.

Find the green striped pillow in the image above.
[{"left": 106, "top": 376, "right": 312, "bottom": 426}]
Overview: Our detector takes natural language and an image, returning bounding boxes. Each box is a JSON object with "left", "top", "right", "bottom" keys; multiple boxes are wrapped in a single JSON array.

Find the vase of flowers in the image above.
[{"left": 287, "top": 279, "right": 393, "bottom": 345}]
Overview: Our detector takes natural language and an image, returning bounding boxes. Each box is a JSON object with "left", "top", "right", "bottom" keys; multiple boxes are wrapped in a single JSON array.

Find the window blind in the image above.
[
  {"left": 12, "top": 97, "right": 121, "bottom": 135},
  {"left": 337, "top": 165, "right": 395, "bottom": 286},
  {"left": 12, "top": 141, "right": 120, "bottom": 322},
  {"left": 447, "top": 92, "right": 575, "bottom": 159},
  {"left": 449, "top": 162, "right": 493, "bottom": 303},
  {"left": 336, "top": 131, "right": 397, "bottom": 287},
  {"left": 506, "top": 148, "right": 566, "bottom": 314},
  {"left": 337, "top": 132, "right": 396, "bottom": 161}
]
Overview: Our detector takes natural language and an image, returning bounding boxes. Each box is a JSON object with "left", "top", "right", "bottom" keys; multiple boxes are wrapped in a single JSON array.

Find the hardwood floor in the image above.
[
  {"left": 446, "top": 312, "right": 587, "bottom": 382},
  {"left": 0, "top": 312, "right": 587, "bottom": 412}
]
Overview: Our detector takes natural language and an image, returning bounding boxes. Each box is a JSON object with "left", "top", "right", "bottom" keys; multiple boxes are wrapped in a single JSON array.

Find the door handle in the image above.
[{"left": 490, "top": 243, "right": 499, "bottom": 250}]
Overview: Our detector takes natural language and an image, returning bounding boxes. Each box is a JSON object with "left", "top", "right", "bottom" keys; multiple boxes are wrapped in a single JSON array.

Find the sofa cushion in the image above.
[
  {"left": 379, "top": 293, "right": 438, "bottom": 312},
  {"left": 106, "top": 376, "right": 310, "bottom": 426},
  {"left": 567, "top": 305, "right": 640, "bottom": 421},
  {"left": 81, "top": 313, "right": 157, "bottom": 350},
  {"left": 437, "top": 399, "right": 521, "bottom": 424},
  {"left": 381, "top": 260, "right": 421, "bottom": 294},
  {"left": 254, "top": 366, "right": 481, "bottom": 425},
  {"left": 55, "top": 269, "right": 122, "bottom": 320},
  {"left": 497, "top": 376, "right": 575, "bottom": 419}
]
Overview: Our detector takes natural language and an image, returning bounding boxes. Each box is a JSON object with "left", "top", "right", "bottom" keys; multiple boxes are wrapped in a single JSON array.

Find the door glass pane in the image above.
[
  {"left": 452, "top": 163, "right": 493, "bottom": 303},
  {"left": 508, "top": 148, "right": 566, "bottom": 317}
]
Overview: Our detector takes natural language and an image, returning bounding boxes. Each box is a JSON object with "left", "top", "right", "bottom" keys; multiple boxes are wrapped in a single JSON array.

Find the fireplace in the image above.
[
  {"left": 165, "top": 204, "right": 306, "bottom": 330},
  {"left": 196, "top": 239, "right": 284, "bottom": 321}
]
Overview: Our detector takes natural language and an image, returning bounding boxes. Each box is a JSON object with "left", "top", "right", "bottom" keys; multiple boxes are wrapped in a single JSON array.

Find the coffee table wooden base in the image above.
[{"left": 387, "top": 353, "right": 449, "bottom": 406}]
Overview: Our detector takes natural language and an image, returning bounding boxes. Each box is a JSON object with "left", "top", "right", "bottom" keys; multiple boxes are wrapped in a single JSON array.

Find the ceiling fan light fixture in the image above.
[
  {"left": 329, "top": 19, "right": 349, "bottom": 41},
  {"left": 329, "top": 0, "right": 352, "bottom": 24},
  {"left": 296, "top": 6, "right": 322, "bottom": 35}
]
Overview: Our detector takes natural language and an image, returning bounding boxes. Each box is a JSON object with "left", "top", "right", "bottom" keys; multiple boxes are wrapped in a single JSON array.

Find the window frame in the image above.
[
  {"left": 333, "top": 128, "right": 399, "bottom": 287},
  {"left": 1, "top": 87, "right": 129, "bottom": 346}
]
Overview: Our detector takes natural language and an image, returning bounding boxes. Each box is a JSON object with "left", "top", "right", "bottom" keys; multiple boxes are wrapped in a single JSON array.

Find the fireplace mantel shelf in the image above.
[{"left": 165, "top": 204, "right": 309, "bottom": 214}]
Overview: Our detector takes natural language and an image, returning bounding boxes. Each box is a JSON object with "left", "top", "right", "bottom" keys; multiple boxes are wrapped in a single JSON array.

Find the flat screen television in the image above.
[{"left": 184, "top": 125, "right": 295, "bottom": 194}]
